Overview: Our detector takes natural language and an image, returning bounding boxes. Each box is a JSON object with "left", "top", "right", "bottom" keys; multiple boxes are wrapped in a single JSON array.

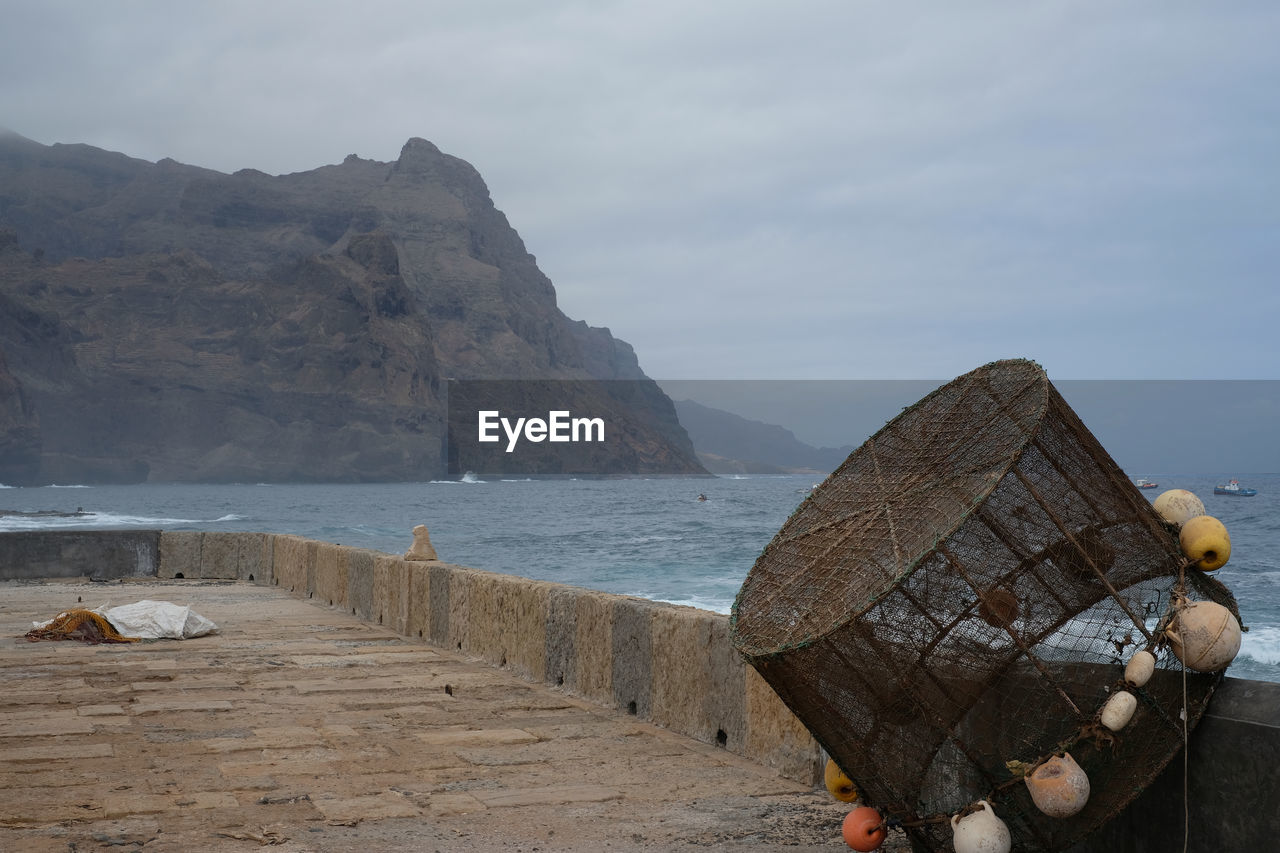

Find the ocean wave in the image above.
[
  {"left": 0, "top": 510, "right": 257, "bottom": 531},
  {"left": 1239, "top": 626, "right": 1280, "bottom": 666},
  {"left": 429, "top": 473, "right": 487, "bottom": 484},
  {"left": 0, "top": 513, "right": 192, "bottom": 531},
  {"left": 48, "top": 484, "right": 92, "bottom": 488},
  {"left": 631, "top": 592, "right": 733, "bottom": 614},
  {"left": 623, "top": 534, "right": 685, "bottom": 544},
  {"left": 0, "top": 483, "right": 14, "bottom": 489}
]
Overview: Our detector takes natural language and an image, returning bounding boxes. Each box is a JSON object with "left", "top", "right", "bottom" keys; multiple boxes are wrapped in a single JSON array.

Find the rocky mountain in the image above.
[
  {"left": 672, "top": 398, "right": 856, "bottom": 475},
  {"left": 0, "top": 131, "right": 705, "bottom": 484}
]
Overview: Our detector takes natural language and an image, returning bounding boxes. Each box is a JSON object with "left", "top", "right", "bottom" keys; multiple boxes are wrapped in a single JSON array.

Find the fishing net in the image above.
[
  {"left": 25, "top": 608, "right": 140, "bottom": 644},
  {"left": 730, "top": 359, "right": 1238, "bottom": 852}
]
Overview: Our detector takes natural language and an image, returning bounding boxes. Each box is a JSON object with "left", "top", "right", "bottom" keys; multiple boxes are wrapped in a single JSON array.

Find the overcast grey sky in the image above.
[{"left": 3, "top": 1, "right": 1278, "bottom": 381}]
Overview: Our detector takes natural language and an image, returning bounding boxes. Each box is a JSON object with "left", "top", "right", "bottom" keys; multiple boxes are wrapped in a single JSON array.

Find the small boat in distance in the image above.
[
  {"left": 1134, "top": 478, "right": 1159, "bottom": 490},
  {"left": 1214, "top": 479, "right": 1257, "bottom": 497}
]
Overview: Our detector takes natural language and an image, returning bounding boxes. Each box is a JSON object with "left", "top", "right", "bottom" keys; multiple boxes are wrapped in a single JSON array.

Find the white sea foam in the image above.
[
  {"left": 0, "top": 511, "right": 236, "bottom": 532},
  {"left": 632, "top": 592, "right": 732, "bottom": 614},
  {"left": 1239, "top": 626, "right": 1280, "bottom": 666},
  {"left": 48, "top": 484, "right": 91, "bottom": 488},
  {"left": 212, "top": 514, "right": 245, "bottom": 522},
  {"left": 624, "top": 534, "right": 684, "bottom": 544}
]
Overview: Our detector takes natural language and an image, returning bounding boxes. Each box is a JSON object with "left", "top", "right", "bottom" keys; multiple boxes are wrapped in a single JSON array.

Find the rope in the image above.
[{"left": 24, "top": 608, "right": 139, "bottom": 644}]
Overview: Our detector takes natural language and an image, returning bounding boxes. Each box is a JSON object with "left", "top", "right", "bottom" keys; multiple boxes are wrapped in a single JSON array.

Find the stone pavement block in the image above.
[
  {"left": 0, "top": 715, "right": 95, "bottom": 737},
  {"left": 202, "top": 726, "right": 324, "bottom": 753},
  {"left": 129, "top": 699, "right": 235, "bottom": 714},
  {"left": 101, "top": 791, "right": 237, "bottom": 819},
  {"left": 429, "top": 792, "right": 487, "bottom": 816},
  {"left": 0, "top": 784, "right": 107, "bottom": 825},
  {"left": 0, "top": 741, "right": 114, "bottom": 763},
  {"left": 417, "top": 728, "right": 540, "bottom": 747},
  {"left": 474, "top": 784, "right": 622, "bottom": 808},
  {"left": 321, "top": 725, "right": 359, "bottom": 738},
  {"left": 218, "top": 758, "right": 341, "bottom": 778},
  {"left": 130, "top": 678, "right": 239, "bottom": 692},
  {"left": 312, "top": 790, "right": 421, "bottom": 823},
  {"left": 288, "top": 674, "right": 442, "bottom": 694}
]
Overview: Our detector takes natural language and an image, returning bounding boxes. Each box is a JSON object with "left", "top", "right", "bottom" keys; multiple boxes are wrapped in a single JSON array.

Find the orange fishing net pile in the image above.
[{"left": 24, "top": 609, "right": 139, "bottom": 644}]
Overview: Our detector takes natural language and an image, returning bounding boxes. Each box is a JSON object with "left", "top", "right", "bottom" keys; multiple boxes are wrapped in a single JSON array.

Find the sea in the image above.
[{"left": 2, "top": 473, "right": 1277, "bottom": 683}]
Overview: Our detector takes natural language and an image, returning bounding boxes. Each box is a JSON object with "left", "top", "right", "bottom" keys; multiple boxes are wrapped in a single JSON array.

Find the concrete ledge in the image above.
[
  {"left": 0, "top": 530, "right": 159, "bottom": 581},
  {"left": 272, "top": 535, "right": 311, "bottom": 594}
]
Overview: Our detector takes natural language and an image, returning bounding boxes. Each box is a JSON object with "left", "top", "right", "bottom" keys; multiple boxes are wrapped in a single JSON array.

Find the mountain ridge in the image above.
[
  {"left": 0, "top": 134, "right": 705, "bottom": 484},
  {"left": 672, "top": 398, "right": 856, "bottom": 475}
]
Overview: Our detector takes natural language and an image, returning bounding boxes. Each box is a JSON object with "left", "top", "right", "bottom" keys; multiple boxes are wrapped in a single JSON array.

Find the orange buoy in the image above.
[
  {"left": 1025, "top": 753, "right": 1090, "bottom": 818},
  {"left": 842, "top": 806, "right": 887, "bottom": 851}
]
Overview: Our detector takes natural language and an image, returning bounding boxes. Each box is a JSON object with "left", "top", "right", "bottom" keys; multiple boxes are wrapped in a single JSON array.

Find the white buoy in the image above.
[
  {"left": 1124, "top": 650, "right": 1156, "bottom": 687},
  {"left": 1100, "top": 690, "right": 1138, "bottom": 731},
  {"left": 1152, "top": 489, "right": 1205, "bottom": 527},
  {"left": 1167, "top": 601, "right": 1241, "bottom": 672},
  {"left": 951, "top": 800, "right": 1011, "bottom": 853}
]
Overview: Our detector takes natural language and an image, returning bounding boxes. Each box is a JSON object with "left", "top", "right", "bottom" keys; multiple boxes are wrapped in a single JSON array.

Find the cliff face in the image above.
[{"left": 0, "top": 131, "right": 703, "bottom": 483}]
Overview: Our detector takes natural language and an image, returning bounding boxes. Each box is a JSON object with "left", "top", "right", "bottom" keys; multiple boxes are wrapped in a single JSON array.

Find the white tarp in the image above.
[{"left": 101, "top": 600, "right": 219, "bottom": 639}]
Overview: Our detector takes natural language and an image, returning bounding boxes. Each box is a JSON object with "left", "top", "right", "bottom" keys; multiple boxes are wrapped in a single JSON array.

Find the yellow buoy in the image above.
[
  {"left": 1179, "top": 515, "right": 1230, "bottom": 570},
  {"left": 824, "top": 758, "right": 859, "bottom": 802}
]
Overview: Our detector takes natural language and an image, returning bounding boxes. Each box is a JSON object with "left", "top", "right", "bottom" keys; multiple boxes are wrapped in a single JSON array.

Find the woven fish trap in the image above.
[{"left": 730, "top": 359, "right": 1238, "bottom": 852}]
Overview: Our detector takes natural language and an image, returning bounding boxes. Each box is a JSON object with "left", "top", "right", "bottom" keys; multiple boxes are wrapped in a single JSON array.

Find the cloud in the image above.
[{"left": 2, "top": 1, "right": 1278, "bottom": 380}]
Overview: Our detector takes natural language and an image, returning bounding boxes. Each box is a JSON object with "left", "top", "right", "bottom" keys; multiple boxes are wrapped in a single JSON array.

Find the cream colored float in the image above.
[
  {"left": 1166, "top": 600, "right": 1242, "bottom": 672},
  {"left": 1152, "top": 489, "right": 1205, "bottom": 527},
  {"left": 950, "top": 800, "right": 1011, "bottom": 853},
  {"left": 1100, "top": 690, "right": 1138, "bottom": 731},
  {"left": 1124, "top": 650, "right": 1156, "bottom": 687}
]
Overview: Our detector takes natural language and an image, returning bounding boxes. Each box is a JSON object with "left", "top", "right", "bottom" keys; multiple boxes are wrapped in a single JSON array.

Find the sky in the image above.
[{"left": 2, "top": 1, "right": 1279, "bottom": 384}]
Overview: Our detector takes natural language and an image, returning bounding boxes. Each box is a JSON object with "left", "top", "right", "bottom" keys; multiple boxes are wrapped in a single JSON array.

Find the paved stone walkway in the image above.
[{"left": 1, "top": 580, "right": 911, "bottom": 852}]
